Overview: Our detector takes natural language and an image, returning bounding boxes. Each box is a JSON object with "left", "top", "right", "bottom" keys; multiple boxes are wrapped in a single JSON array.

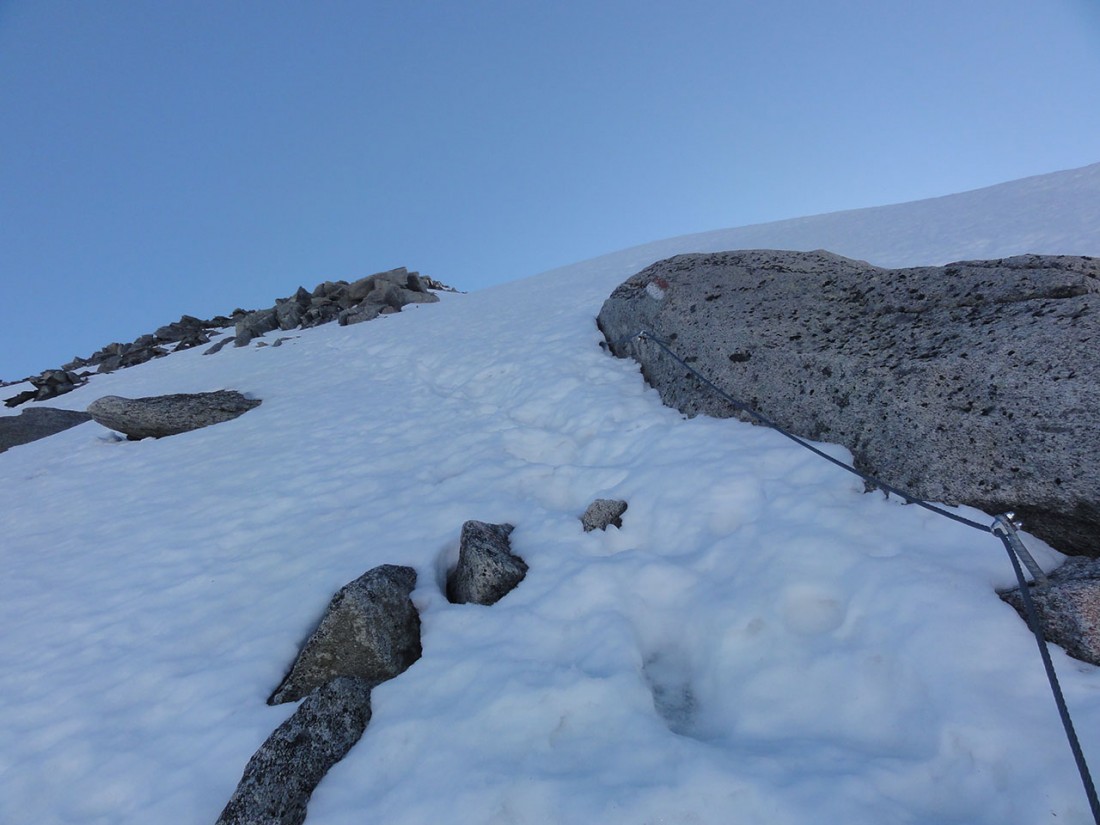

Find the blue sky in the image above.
[{"left": 2, "top": 0, "right": 1099, "bottom": 382}]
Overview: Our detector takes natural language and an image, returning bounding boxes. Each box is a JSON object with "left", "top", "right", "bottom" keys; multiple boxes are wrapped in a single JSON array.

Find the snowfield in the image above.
[{"left": 3, "top": 174, "right": 1100, "bottom": 824}]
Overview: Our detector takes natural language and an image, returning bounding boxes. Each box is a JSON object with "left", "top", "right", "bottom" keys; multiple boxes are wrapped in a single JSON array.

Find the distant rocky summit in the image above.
[
  {"left": 598, "top": 250, "right": 1100, "bottom": 558},
  {"left": 4, "top": 267, "right": 452, "bottom": 407},
  {"left": 230, "top": 266, "right": 443, "bottom": 348}
]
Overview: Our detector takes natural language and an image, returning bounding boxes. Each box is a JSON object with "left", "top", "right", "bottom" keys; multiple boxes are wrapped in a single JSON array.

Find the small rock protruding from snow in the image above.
[
  {"left": 1000, "top": 557, "right": 1100, "bottom": 666},
  {"left": 580, "top": 499, "right": 629, "bottom": 532},
  {"left": 268, "top": 564, "right": 421, "bottom": 705},
  {"left": 446, "top": 521, "right": 527, "bottom": 605},
  {"left": 86, "top": 390, "right": 261, "bottom": 440},
  {"left": 216, "top": 676, "right": 372, "bottom": 825}
]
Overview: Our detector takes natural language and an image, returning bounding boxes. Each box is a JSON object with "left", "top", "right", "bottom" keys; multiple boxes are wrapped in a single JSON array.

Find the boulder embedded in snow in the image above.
[
  {"left": 268, "top": 564, "right": 421, "bottom": 705},
  {"left": 598, "top": 250, "right": 1100, "bottom": 558},
  {"left": 235, "top": 308, "right": 280, "bottom": 347},
  {"left": 1000, "top": 557, "right": 1100, "bottom": 666},
  {"left": 581, "top": 499, "right": 629, "bottom": 531},
  {"left": 446, "top": 521, "right": 528, "bottom": 605},
  {"left": 87, "top": 390, "right": 261, "bottom": 440},
  {"left": 0, "top": 407, "right": 93, "bottom": 452},
  {"left": 337, "top": 303, "right": 383, "bottom": 327},
  {"left": 216, "top": 676, "right": 372, "bottom": 825}
]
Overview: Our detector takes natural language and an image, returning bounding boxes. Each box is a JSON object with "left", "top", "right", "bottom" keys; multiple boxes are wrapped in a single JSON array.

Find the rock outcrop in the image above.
[
  {"left": 234, "top": 267, "right": 441, "bottom": 346},
  {"left": 4, "top": 268, "right": 453, "bottom": 407},
  {"left": 268, "top": 565, "right": 421, "bottom": 705},
  {"left": 1000, "top": 557, "right": 1100, "bottom": 666},
  {"left": 0, "top": 407, "right": 93, "bottom": 453},
  {"left": 217, "top": 676, "right": 373, "bottom": 825},
  {"left": 580, "top": 499, "right": 629, "bottom": 532},
  {"left": 446, "top": 521, "right": 528, "bottom": 605},
  {"left": 87, "top": 390, "right": 261, "bottom": 440},
  {"left": 4, "top": 369, "right": 87, "bottom": 407},
  {"left": 598, "top": 250, "right": 1100, "bottom": 557}
]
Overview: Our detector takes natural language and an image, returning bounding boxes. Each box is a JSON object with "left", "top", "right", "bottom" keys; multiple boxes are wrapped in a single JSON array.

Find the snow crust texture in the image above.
[{"left": 2, "top": 166, "right": 1100, "bottom": 824}]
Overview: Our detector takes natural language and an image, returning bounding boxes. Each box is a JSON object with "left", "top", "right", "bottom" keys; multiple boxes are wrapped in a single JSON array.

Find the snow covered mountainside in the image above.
[
  {"left": 2, "top": 164, "right": 1099, "bottom": 824},
  {"left": 599, "top": 160, "right": 1100, "bottom": 272}
]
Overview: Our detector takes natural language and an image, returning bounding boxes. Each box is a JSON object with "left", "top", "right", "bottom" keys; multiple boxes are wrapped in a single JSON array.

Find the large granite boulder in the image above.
[
  {"left": 268, "top": 564, "right": 421, "bottom": 705},
  {"left": 446, "top": 521, "right": 528, "bottom": 605},
  {"left": 0, "top": 407, "right": 93, "bottom": 452},
  {"left": 598, "top": 250, "right": 1100, "bottom": 557},
  {"left": 217, "top": 676, "right": 372, "bottom": 825},
  {"left": 87, "top": 390, "right": 261, "bottom": 439}
]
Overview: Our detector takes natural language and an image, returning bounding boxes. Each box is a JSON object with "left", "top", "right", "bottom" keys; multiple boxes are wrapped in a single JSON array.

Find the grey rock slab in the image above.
[
  {"left": 216, "top": 676, "right": 372, "bottom": 825},
  {"left": 203, "top": 338, "right": 232, "bottom": 356},
  {"left": 337, "top": 303, "right": 382, "bottom": 327},
  {"left": 274, "top": 300, "right": 304, "bottom": 331},
  {"left": 347, "top": 267, "right": 408, "bottom": 302},
  {"left": 598, "top": 250, "right": 1100, "bottom": 557},
  {"left": 581, "top": 499, "right": 629, "bottom": 532},
  {"left": 87, "top": 390, "right": 261, "bottom": 439},
  {"left": 235, "top": 308, "right": 279, "bottom": 347},
  {"left": 0, "top": 407, "right": 93, "bottom": 453},
  {"left": 446, "top": 521, "right": 528, "bottom": 605},
  {"left": 268, "top": 564, "right": 421, "bottom": 705},
  {"left": 1000, "top": 557, "right": 1100, "bottom": 665}
]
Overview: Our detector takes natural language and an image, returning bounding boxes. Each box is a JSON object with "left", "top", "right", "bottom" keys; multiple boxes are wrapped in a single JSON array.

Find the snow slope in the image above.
[
  {"left": 576, "top": 160, "right": 1100, "bottom": 277},
  {"left": 2, "top": 166, "right": 1099, "bottom": 824}
]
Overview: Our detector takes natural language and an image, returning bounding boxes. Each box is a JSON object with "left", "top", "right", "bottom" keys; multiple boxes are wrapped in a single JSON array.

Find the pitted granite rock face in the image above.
[
  {"left": 87, "top": 390, "right": 261, "bottom": 439},
  {"left": 598, "top": 250, "right": 1100, "bottom": 557}
]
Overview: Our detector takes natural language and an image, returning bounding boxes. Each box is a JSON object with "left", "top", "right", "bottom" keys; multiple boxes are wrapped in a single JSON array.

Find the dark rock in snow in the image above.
[
  {"left": 5, "top": 389, "right": 38, "bottom": 408},
  {"left": 447, "top": 521, "right": 528, "bottom": 605},
  {"left": 3, "top": 266, "right": 450, "bottom": 409},
  {"left": 1000, "top": 557, "right": 1100, "bottom": 666},
  {"left": 338, "top": 303, "right": 382, "bottom": 327},
  {"left": 268, "top": 564, "right": 421, "bottom": 705},
  {"left": 87, "top": 390, "right": 261, "bottom": 439},
  {"left": 203, "top": 338, "right": 233, "bottom": 356},
  {"left": 581, "top": 499, "right": 629, "bottom": 532},
  {"left": 235, "top": 308, "right": 279, "bottom": 347},
  {"left": 216, "top": 676, "right": 372, "bottom": 825},
  {"left": 0, "top": 407, "right": 93, "bottom": 453},
  {"left": 598, "top": 250, "right": 1100, "bottom": 557},
  {"left": 4, "top": 369, "right": 88, "bottom": 406}
]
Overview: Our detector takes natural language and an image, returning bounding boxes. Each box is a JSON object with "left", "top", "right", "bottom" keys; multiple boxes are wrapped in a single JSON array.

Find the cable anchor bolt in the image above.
[{"left": 992, "top": 513, "right": 1050, "bottom": 593}]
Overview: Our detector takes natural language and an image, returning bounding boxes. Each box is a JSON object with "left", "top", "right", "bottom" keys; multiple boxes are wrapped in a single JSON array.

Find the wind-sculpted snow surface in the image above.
[{"left": 1, "top": 251, "right": 1098, "bottom": 824}]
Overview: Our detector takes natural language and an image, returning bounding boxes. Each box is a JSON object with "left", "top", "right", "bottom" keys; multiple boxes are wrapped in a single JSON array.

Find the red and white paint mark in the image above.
[{"left": 645, "top": 276, "right": 670, "bottom": 300}]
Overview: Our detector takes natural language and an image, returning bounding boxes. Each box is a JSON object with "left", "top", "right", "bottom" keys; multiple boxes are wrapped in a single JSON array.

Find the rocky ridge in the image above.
[{"left": 4, "top": 267, "right": 453, "bottom": 408}]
